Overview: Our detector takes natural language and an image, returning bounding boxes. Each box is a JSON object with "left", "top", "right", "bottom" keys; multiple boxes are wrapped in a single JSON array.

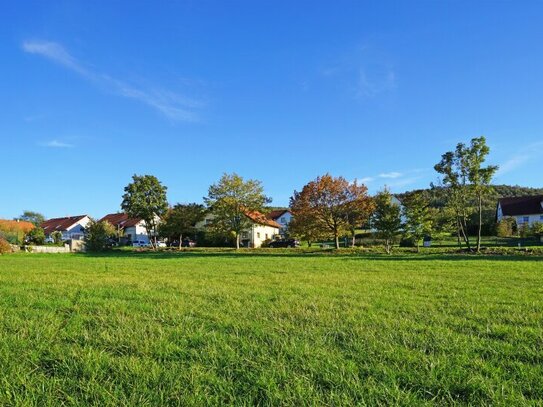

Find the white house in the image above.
[
  {"left": 196, "top": 210, "right": 281, "bottom": 248},
  {"left": 266, "top": 209, "right": 293, "bottom": 236},
  {"left": 100, "top": 213, "right": 151, "bottom": 244},
  {"left": 41, "top": 215, "right": 91, "bottom": 240},
  {"left": 497, "top": 196, "right": 543, "bottom": 226}
]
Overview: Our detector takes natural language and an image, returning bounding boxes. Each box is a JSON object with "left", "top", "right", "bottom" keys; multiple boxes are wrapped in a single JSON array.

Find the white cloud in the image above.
[
  {"left": 496, "top": 141, "right": 543, "bottom": 177},
  {"left": 22, "top": 40, "right": 202, "bottom": 122},
  {"left": 40, "top": 140, "right": 74, "bottom": 148},
  {"left": 359, "top": 176, "right": 374, "bottom": 183},
  {"left": 378, "top": 171, "right": 402, "bottom": 179}
]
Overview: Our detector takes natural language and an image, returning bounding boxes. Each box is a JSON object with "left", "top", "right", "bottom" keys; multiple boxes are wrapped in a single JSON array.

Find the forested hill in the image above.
[{"left": 399, "top": 184, "right": 543, "bottom": 202}]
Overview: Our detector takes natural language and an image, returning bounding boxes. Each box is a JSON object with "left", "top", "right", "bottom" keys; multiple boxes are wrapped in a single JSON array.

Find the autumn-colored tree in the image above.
[{"left": 290, "top": 174, "right": 373, "bottom": 249}]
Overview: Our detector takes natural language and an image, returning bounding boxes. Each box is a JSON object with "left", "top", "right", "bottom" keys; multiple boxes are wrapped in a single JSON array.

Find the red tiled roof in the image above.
[
  {"left": 498, "top": 195, "right": 543, "bottom": 216},
  {"left": 41, "top": 215, "right": 88, "bottom": 234},
  {"left": 100, "top": 213, "right": 142, "bottom": 229},
  {"left": 266, "top": 209, "right": 290, "bottom": 220},
  {"left": 245, "top": 211, "right": 281, "bottom": 228}
]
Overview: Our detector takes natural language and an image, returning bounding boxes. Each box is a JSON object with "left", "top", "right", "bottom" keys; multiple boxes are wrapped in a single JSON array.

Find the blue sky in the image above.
[{"left": 2, "top": 1, "right": 543, "bottom": 219}]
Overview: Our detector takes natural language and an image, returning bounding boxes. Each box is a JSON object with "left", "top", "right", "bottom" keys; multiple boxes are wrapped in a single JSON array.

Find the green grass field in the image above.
[{"left": 0, "top": 251, "right": 542, "bottom": 405}]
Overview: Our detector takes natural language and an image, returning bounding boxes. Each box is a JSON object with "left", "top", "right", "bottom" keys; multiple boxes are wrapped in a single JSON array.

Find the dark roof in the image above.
[
  {"left": 245, "top": 211, "right": 281, "bottom": 228},
  {"left": 100, "top": 213, "right": 142, "bottom": 229},
  {"left": 498, "top": 195, "right": 543, "bottom": 216},
  {"left": 41, "top": 215, "right": 88, "bottom": 234},
  {"left": 266, "top": 209, "right": 291, "bottom": 220}
]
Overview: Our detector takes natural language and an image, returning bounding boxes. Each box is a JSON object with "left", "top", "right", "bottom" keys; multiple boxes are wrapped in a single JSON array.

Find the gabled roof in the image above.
[
  {"left": 41, "top": 215, "right": 88, "bottom": 234},
  {"left": 498, "top": 195, "right": 543, "bottom": 216},
  {"left": 245, "top": 211, "right": 281, "bottom": 228},
  {"left": 100, "top": 213, "right": 143, "bottom": 229},
  {"left": 266, "top": 209, "right": 291, "bottom": 220}
]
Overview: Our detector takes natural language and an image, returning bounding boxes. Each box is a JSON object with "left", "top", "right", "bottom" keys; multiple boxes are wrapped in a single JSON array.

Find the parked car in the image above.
[
  {"left": 268, "top": 238, "right": 300, "bottom": 248},
  {"left": 132, "top": 240, "right": 150, "bottom": 247},
  {"left": 156, "top": 241, "right": 167, "bottom": 248}
]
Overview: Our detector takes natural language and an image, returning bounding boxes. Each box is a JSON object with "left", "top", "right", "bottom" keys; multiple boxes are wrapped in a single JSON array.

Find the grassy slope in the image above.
[{"left": 0, "top": 252, "right": 542, "bottom": 406}]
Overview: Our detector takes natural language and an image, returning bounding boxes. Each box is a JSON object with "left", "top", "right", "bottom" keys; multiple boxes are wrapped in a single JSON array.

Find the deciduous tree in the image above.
[
  {"left": 402, "top": 191, "right": 432, "bottom": 252},
  {"left": 17, "top": 211, "right": 45, "bottom": 227},
  {"left": 85, "top": 220, "right": 116, "bottom": 252},
  {"left": 204, "top": 173, "right": 271, "bottom": 249},
  {"left": 290, "top": 174, "right": 372, "bottom": 249},
  {"left": 160, "top": 203, "right": 206, "bottom": 248},
  {"left": 371, "top": 189, "right": 402, "bottom": 254},
  {"left": 121, "top": 174, "right": 168, "bottom": 249}
]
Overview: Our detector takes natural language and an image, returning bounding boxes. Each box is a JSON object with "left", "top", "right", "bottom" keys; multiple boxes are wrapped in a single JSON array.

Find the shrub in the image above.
[
  {"left": 25, "top": 227, "right": 45, "bottom": 245},
  {"left": 497, "top": 218, "right": 516, "bottom": 237},
  {"left": 85, "top": 220, "right": 116, "bottom": 252},
  {"left": 0, "top": 237, "right": 12, "bottom": 254}
]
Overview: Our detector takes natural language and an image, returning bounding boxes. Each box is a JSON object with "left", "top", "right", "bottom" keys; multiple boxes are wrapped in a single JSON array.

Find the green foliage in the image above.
[
  {"left": 402, "top": 191, "right": 433, "bottom": 251},
  {"left": 51, "top": 230, "right": 63, "bottom": 245},
  {"left": 497, "top": 218, "right": 517, "bottom": 237},
  {"left": 16, "top": 210, "right": 46, "bottom": 227},
  {"left": 25, "top": 227, "right": 45, "bottom": 245},
  {"left": 371, "top": 190, "right": 402, "bottom": 254},
  {"left": 529, "top": 221, "right": 543, "bottom": 237},
  {"left": 85, "top": 220, "right": 116, "bottom": 252},
  {"left": 159, "top": 203, "right": 206, "bottom": 244},
  {"left": 0, "top": 252, "right": 542, "bottom": 404},
  {"left": 204, "top": 173, "right": 271, "bottom": 249},
  {"left": 121, "top": 174, "right": 168, "bottom": 248}
]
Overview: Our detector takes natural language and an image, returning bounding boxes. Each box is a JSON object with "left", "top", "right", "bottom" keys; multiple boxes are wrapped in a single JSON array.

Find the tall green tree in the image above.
[
  {"left": 371, "top": 190, "right": 402, "bottom": 254},
  {"left": 204, "top": 173, "right": 271, "bottom": 249},
  {"left": 434, "top": 136, "right": 497, "bottom": 252},
  {"left": 464, "top": 137, "right": 498, "bottom": 251},
  {"left": 160, "top": 203, "right": 206, "bottom": 248},
  {"left": 121, "top": 174, "right": 168, "bottom": 249},
  {"left": 402, "top": 191, "right": 433, "bottom": 252},
  {"left": 17, "top": 211, "right": 46, "bottom": 227}
]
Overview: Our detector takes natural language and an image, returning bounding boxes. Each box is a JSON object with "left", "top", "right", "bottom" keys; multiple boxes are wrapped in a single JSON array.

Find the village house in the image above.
[
  {"left": 196, "top": 210, "right": 281, "bottom": 248},
  {"left": 41, "top": 215, "right": 90, "bottom": 240},
  {"left": 100, "top": 213, "right": 151, "bottom": 244},
  {"left": 496, "top": 195, "right": 543, "bottom": 226},
  {"left": 266, "top": 209, "right": 293, "bottom": 236}
]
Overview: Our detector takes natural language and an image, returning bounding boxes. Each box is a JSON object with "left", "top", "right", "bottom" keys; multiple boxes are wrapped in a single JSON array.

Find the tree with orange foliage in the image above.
[{"left": 290, "top": 174, "right": 373, "bottom": 249}]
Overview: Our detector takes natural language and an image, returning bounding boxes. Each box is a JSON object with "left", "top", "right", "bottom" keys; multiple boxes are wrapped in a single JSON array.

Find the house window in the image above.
[
  {"left": 265, "top": 234, "right": 268, "bottom": 239},
  {"left": 257, "top": 232, "right": 261, "bottom": 239},
  {"left": 540, "top": 215, "right": 543, "bottom": 221},
  {"left": 242, "top": 232, "right": 249, "bottom": 239},
  {"left": 280, "top": 217, "right": 286, "bottom": 223},
  {"left": 522, "top": 216, "right": 529, "bottom": 223}
]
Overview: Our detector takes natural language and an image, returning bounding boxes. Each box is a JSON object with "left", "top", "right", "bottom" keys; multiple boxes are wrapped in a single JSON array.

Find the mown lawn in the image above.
[{"left": 0, "top": 251, "right": 542, "bottom": 405}]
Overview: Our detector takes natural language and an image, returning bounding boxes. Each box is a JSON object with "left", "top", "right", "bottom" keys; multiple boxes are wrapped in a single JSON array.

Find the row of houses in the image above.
[
  {"left": 36, "top": 195, "right": 543, "bottom": 247},
  {"left": 40, "top": 209, "right": 294, "bottom": 248}
]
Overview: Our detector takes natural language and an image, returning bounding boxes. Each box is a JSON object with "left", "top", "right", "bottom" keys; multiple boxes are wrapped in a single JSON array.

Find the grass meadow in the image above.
[{"left": 0, "top": 251, "right": 542, "bottom": 405}]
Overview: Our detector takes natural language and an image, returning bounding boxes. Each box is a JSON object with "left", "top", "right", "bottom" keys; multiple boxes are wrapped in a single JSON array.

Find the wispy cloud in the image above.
[
  {"left": 378, "top": 171, "right": 402, "bottom": 179},
  {"left": 496, "top": 141, "right": 543, "bottom": 177},
  {"left": 320, "top": 44, "right": 397, "bottom": 99},
  {"left": 359, "top": 176, "right": 374, "bottom": 183},
  {"left": 22, "top": 40, "right": 202, "bottom": 121},
  {"left": 40, "top": 140, "right": 74, "bottom": 148}
]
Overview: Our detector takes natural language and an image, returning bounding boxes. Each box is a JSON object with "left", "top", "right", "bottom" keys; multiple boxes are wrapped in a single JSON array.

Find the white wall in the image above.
[
  {"left": 125, "top": 222, "right": 151, "bottom": 243},
  {"left": 59, "top": 216, "right": 90, "bottom": 240}
]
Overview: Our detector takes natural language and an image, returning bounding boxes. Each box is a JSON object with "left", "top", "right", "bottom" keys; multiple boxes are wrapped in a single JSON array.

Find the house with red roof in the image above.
[
  {"left": 196, "top": 210, "right": 281, "bottom": 248},
  {"left": 40, "top": 215, "right": 90, "bottom": 241},
  {"left": 100, "top": 213, "right": 151, "bottom": 244},
  {"left": 497, "top": 195, "right": 543, "bottom": 226}
]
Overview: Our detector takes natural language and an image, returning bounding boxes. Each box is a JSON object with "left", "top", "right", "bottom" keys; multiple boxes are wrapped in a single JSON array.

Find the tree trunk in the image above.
[
  {"left": 334, "top": 234, "right": 340, "bottom": 249},
  {"left": 178, "top": 233, "right": 182, "bottom": 249},
  {"left": 351, "top": 233, "right": 356, "bottom": 248},
  {"left": 236, "top": 233, "right": 240, "bottom": 249},
  {"left": 477, "top": 194, "right": 482, "bottom": 252}
]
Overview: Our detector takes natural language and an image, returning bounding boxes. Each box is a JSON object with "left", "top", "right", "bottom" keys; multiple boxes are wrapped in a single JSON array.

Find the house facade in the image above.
[
  {"left": 41, "top": 215, "right": 91, "bottom": 240},
  {"left": 100, "top": 213, "right": 151, "bottom": 244},
  {"left": 266, "top": 209, "right": 293, "bottom": 236},
  {"left": 196, "top": 210, "right": 281, "bottom": 248},
  {"left": 497, "top": 195, "right": 543, "bottom": 226}
]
